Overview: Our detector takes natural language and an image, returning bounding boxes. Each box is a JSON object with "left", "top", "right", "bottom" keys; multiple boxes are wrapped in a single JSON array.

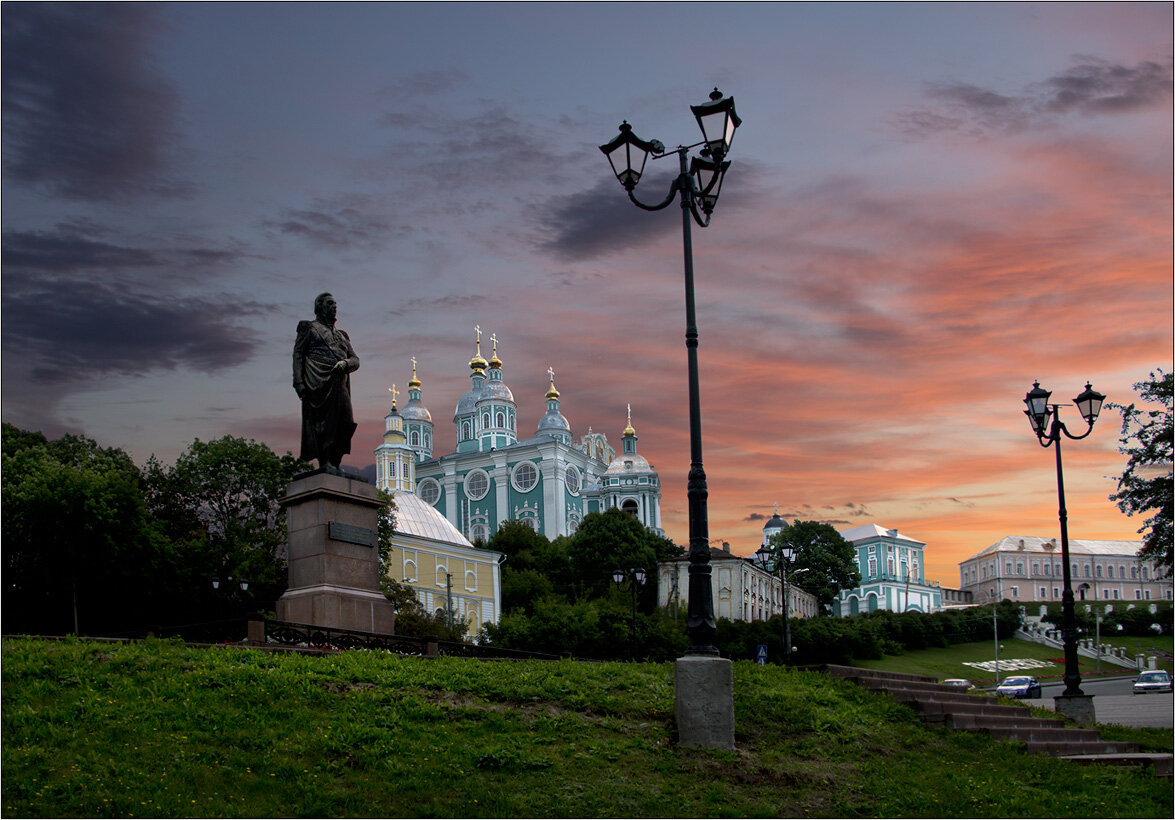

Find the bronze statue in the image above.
[{"left": 293, "top": 293, "right": 359, "bottom": 472}]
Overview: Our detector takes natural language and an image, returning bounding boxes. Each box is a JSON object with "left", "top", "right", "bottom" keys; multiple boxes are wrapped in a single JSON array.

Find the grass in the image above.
[
  {"left": 850, "top": 638, "right": 1165, "bottom": 684},
  {"left": 2, "top": 636, "right": 1172, "bottom": 818}
]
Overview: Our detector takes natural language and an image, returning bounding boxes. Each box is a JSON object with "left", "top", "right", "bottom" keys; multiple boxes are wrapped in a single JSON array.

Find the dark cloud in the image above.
[
  {"left": 1041, "top": 57, "right": 1173, "bottom": 114},
  {"left": 897, "top": 56, "right": 1173, "bottom": 137},
  {"left": 2, "top": 278, "right": 268, "bottom": 385},
  {"left": 262, "top": 196, "right": 406, "bottom": 250},
  {"left": 2, "top": 227, "right": 250, "bottom": 284},
  {"left": 386, "top": 295, "right": 486, "bottom": 318},
  {"left": 378, "top": 69, "right": 468, "bottom": 98},
  {"left": 2, "top": 3, "right": 186, "bottom": 200},
  {"left": 535, "top": 175, "right": 678, "bottom": 261},
  {"left": 745, "top": 512, "right": 766, "bottom": 522}
]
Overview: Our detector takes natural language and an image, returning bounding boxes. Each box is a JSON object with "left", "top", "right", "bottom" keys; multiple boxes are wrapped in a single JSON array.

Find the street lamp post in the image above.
[
  {"left": 600, "top": 89, "right": 741, "bottom": 656},
  {"left": 1023, "top": 380, "right": 1106, "bottom": 701},
  {"left": 613, "top": 567, "right": 648, "bottom": 658}
]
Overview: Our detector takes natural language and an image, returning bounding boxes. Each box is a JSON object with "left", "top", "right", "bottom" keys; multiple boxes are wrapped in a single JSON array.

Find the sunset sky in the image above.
[{"left": 3, "top": 2, "right": 1171, "bottom": 584}]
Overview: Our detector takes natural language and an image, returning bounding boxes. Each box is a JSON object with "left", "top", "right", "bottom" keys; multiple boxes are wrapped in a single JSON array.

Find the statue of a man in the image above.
[{"left": 293, "top": 293, "right": 359, "bottom": 472}]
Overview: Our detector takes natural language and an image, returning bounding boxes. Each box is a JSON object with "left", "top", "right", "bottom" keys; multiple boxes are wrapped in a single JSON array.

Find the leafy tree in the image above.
[
  {"left": 767, "top": 520, "right": 861, "bottom": 608},
  {"left": 2, "top": 424, "right": 171, "bottom": 634},
  {"left": 144, "top": 436, "right": 309, "bottom": 616},
  {"left": 1107, "top": 370, "right": 1173, "bottom": 570},
  {"left": 567, "top": 509, "right": 683, "bottom": 605}
]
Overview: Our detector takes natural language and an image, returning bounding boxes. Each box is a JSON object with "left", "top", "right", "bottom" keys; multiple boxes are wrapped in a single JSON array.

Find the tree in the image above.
[
  {"left": 2, "top": 424, "right": 172, "bottom": 635},
  {"left": 564, "top": 508, "right": 683, "bottom": 610},
  {"left": 144, "top": 436, "right": 309, "bottom": 615},
  {"left": 768, "top": 520, "right": 861, "bottom": 609},
  {"left": 1108, "top": 370, "right": 1173, "bottom": 570}
]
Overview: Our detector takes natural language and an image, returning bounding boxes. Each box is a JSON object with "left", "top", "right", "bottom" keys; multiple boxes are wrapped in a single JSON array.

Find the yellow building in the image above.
[{"left": 378, "top": 387, "right": 503, "bottom": 636}]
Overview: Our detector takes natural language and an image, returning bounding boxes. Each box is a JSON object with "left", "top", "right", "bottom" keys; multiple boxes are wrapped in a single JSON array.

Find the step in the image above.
[
  {"left": 851, "top": 677, "right": 996, "bottom": 698},
  {"left": 1057, "top": 753, "right": 1174, "bottom": 779},
  {"left": 938, "top": 712, "right": 1067, "bottom": 731},
  {"left": 1022, "top": 739, "right": 1140, "bottom": 755},
  {"left": 903, "top": 697, "right": 1034, "bottom": 718},
  {"left": 819, "top": 664, "right": 938, "bottom": 684},
  {"left": 982, "top": 726, "right": 1103, "bottom": 743}
]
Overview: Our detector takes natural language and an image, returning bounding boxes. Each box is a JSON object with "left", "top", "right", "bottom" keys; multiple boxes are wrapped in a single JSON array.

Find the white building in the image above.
[
  {"left": 958, "top": 535, "right": 1173, "bottom": 605},
  {"left": 658, "top": 544, "right": 818, "bottom": 624}
]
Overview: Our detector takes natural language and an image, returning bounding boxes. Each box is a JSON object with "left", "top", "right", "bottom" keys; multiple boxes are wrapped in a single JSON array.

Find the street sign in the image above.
[{"left": 756, "top": 644, "right": 768, "bottom": 665}]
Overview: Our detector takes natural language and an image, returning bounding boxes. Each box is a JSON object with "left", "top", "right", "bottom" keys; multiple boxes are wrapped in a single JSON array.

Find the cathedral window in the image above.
[
  {"left": 496, "top": 411, "right": 505, "bottom": 428},
  {"left": 464, "top": 469, "right": 490, "bottom": 501},
  {"left": 511, "top": 461, "right": 539, "bottom": 493},
  {"left": 411, "top": 431, "right": 419, "bottom": 446},
  {"left": 482, "top": 413, "right": 491, "bottom": 430},
  {"left": 566, "top": 466, "right": 581, "bottom": 495},
  {"left": 470, "top": 523, "right": 488, "bottom": 543},
  {"left": 462, "top": 421, "right": 472, "bottom": 440},
  {"left": 419, "top": 478, "right": 441, "bottom": 506}
]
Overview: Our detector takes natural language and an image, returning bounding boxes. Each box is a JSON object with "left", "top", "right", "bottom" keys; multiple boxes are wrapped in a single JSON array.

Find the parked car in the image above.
[
  {"left": 996, "top": 676, "right": 1043, "bottom": 699},
  {"left": 1132, "top": 670, "right": 1173, "bottom": 695},
  {"left": 942, "top": 678, "right": 975, "bottom": 690}
]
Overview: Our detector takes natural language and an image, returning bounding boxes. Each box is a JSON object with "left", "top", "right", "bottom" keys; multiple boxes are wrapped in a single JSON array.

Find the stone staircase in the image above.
[{"left": 821, "top": 665, "right": 1172, "bottom": 778}]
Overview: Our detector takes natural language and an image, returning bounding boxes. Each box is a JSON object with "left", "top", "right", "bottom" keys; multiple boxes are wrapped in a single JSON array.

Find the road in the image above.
[{"left": 1034, "top": 676, "right": 1174, "bottom": 728}]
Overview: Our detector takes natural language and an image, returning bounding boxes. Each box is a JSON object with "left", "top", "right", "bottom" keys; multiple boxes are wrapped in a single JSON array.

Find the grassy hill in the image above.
[
  {"left": 851, "top": 637, "right": 1174, "bottom": 683},
  {"left": 2, "top": 637, "right": 1171, "bottom": 818}
]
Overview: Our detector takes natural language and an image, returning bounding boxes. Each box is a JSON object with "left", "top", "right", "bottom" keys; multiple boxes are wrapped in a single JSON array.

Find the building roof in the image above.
[
  {"left": 838, "top": 523, "right": 926, "bottom": 546},
  {"left": 391, "top": 491, "right": 474, "bottom": 548},
  {"left": 964, "top": 535, "right": 1144, "bottom": 560}
]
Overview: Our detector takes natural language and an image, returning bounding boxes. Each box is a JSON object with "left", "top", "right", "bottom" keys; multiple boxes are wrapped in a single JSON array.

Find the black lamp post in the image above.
[
  {"left": 613, "top": 567, "right": 648, "bottom": 658},
  {"left": 600, "top": 89, "right": 741, "bottom": 656},
  {"left": 1023, "top": 380, "right": 1106, "bottom": 697},
  {"left": 771, "top": 542, "right": 807, "bottom": 666}
]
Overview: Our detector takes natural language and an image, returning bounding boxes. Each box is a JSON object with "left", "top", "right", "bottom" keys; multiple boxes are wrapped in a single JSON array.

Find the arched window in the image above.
[
  {"left": 462, "top": 421, "right": 471, "bottom": 440},
  {"left": 482, "top": 413, "right": 490, "bottom": 430},
  {"left": 496, "top": 411, "right": 505, "bottom": 428},
  {"left": 622, "top": 499, "right": 638, "bottom": 518},
  {"left": 411, "top": 431, "right": 420, "bottom": 446}
]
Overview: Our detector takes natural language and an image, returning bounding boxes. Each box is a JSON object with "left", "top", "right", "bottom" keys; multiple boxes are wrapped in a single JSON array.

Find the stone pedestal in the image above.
[
  {"left": 1054, "top": 694, "right": 1096, "bottom": 725},
  {"left": 675, "top": 655, "right": 735, "bottom": 749},
  {"left": 276, "top": 470, "right": 396, "bottom": 634}
]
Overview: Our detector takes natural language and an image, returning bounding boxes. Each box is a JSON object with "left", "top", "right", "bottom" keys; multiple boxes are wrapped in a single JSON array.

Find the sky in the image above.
[{"left": 2, "top": 2, "right": 1172, "bottom": 585}]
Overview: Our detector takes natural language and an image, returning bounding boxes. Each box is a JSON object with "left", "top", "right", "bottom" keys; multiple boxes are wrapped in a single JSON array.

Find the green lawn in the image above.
[
  {"left": 3, "top": 637, "right": 1171, "bottom": 818},
  {"left": 852, "top": 638, "right": 1172, "bottom": 684}
]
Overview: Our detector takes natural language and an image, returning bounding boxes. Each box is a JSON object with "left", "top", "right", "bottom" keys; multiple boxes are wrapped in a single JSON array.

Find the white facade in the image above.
[
  {"left": 658, "top": 545, "right": 817, "bottom": 623},
  {"left": 959, "top": 535, "right": 1172, "bottom": 605}
]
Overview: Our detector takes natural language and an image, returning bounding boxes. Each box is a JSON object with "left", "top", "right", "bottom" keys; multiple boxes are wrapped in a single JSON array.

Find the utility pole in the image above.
[{"left": 993, "top": 605, "right": 1000, "bottom": 683}]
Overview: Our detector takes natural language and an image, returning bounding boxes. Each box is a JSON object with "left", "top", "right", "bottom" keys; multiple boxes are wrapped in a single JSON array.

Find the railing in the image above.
[{"left": 265, "top": 620, "right": 562, "bottom": 661}]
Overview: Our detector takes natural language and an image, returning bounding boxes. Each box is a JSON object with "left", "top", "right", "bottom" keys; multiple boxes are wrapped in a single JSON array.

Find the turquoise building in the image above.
[
  {"left": 375, "top": 332, "right": 662, "bottom": 543},
  {"left": 832, "top": 524, "right": 944, "bottom": 615}
]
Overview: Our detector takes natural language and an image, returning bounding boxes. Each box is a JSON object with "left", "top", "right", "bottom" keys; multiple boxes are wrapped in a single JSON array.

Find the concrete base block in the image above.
[
  {"left": 275, "top": 471, "right": 396, "bottom": 635},
  {"left": 675, "top": 655, "right": 735, "bottom": 749},
  {"left": 1055, "top": 694, "right": 1096, "bottom": 725}
]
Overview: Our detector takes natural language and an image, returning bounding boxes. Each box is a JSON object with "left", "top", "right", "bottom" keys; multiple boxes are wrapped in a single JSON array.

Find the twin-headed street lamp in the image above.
[
  {"left": 771, "top": 542, "right": 808, "bottom": 666},
  {"left": 613, "top": 567, "right": 648, "bottom": 658},
  {"left": 1023, "top": 380, "right": 1106, "bottom": 699},
  {"left": 600, "top": 89, "right": 741, "bottom": 656}
]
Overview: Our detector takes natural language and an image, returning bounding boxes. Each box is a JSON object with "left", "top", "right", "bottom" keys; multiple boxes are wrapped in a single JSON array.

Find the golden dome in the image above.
[{"left": 623, "top": 403, "right": 636, "bottom": 437}]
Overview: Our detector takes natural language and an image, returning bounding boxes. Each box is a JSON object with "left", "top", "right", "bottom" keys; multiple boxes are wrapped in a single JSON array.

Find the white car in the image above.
[{"left": 1132, "top": 670, "right": 1173, "bottom": 695}]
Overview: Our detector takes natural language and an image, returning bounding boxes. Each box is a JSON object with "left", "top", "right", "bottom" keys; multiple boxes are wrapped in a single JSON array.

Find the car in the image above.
[
  {"left": 1132, "top": 670, "right": 1173, "bottom": 695},
  {"left": 996, "top": 676, "right": 1043, "bottom": 699},
  {"left": 942, "top": 678, "right": 975, "bottom": 690}
]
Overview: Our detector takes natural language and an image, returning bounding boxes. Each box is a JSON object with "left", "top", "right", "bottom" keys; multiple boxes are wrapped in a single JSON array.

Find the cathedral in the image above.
[{"left": 374, "top": 331, "right": 663, "bottom": 543}]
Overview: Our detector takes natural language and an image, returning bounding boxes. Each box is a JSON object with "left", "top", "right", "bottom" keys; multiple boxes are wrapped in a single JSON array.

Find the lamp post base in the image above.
[
  {"left": 675, "top": 655, "right": 735, "bottom": 749},
  {"left": 1054, "top": 694, "right": 1096, "bottom": 725}
]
